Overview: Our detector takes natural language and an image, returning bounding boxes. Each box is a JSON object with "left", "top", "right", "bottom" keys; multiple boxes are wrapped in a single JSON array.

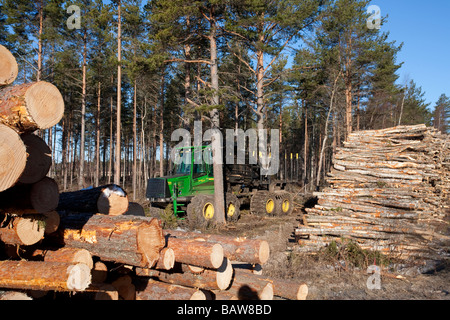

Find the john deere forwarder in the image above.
[{"left": 146, "top": 145, "right": 295, "bottom": 227}]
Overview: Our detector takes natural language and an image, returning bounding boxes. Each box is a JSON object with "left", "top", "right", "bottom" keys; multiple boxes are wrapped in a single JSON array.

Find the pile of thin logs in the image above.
[{"left": 296, "top": 124, "right": 450, "bottom": 261}]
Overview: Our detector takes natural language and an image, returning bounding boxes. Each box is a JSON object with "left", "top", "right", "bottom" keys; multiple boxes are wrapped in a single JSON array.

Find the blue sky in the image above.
[{"left": 370, "top": 0, "right": 450, "bottom": 108}]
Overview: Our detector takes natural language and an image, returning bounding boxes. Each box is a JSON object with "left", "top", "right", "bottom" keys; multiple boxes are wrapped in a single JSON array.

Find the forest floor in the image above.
[{"left": 151, "top": 195, "right": 450, "bottom": 301}]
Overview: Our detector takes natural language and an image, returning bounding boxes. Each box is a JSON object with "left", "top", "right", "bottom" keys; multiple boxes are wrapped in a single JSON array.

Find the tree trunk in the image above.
[
  {"left": 209, "top": 9, "right": 226, "bottom": 225},
  {"left": 95, "top": 82, "right": 101, "bottom": 187},
  {"left": 115, "top": 0, "right": 122, "bottom": 185},
  {"left": 79, "top": 30, "right": 87, "bottom": 189},
  {"left": 0, "top": 82, "right": 64, "bottom": 133},
  {"left": 159, "top": 71, "right": 165, "bottom": 177},
  {"left": 0, "top": 45, "right": 18, "bottom": 85},
  {"left": 37, "top": 0, "right": 43, "bottom": 81},
  {"left": 132, "top": 80, "right": 137, "bottom": 200},
  {"left": 317, "top": 72, "right": 340, "bottom": 187},
  {"left": 303, "top": 102, "right": 308, "bottom": 187}
]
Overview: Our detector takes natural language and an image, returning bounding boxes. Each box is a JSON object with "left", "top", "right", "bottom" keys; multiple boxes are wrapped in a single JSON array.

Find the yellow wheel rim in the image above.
[
  {"left": 203, "top": 202, "right": 214, "bottom": 220},
  {"left": 266, "top": 199, "right": 275, "bottom": 214},
  {"left": 282, "top": 199, "right": 290, "bottom": 213},
  {"left": 227, "top": 203, "right": 236, "bottom": 217}
]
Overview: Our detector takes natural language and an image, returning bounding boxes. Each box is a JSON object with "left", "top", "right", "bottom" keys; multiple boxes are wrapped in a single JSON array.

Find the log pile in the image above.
[
  {"left": 0, "top": 46, "right": 307, "bottom": 300},
  {"left": 296, "top": 124, "right": 450, "bottom": 261},
  {"left": 1, "top": 208, "right": 308, "bottom": 300},
  {"left": 0, "top": 46, "right": 63, "bottom": 250}
]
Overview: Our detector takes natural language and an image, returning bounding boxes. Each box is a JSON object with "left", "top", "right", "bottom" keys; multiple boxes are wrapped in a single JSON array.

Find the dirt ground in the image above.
[{"left": 174, "top": 203, "right": 450, "bottom": 301}]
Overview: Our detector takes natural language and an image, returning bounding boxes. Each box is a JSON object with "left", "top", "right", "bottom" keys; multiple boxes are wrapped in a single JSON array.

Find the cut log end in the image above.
[
  {"left": 190, "top": 290, "right": 207, "bottom": 300},
  {"left": 216, "top": 258, "right": 233, "bottom": 291},
  {"left": 137, "top": 218, "right": 165, "bottom": 267},
  {"left": 25, "top": 82, "right": 64, "bottom": 130},
  {"left": 66, "top": 263, "right": 91, "bottom": 291},
  {"left": 0, "top": 124, "right": 27, "bottom": 192},
  {"left": 297, "top": 284, "right": 308, "bottom": 300},
  {"left": 258, "top": 240, "right": 270, "bottom": 265},
  {"left": 211, "top": 243, "right": 224, "bottom": 269},
  {"left": 260, "top": 283, "right": 274, "bottom": 300},
  {"left": 97, "top": 185, "right": 129, "bottom": 215},
  {"left": 0, "top": 45, "right": 18, "bottom": 85},
  {"left": 160, "top": 247, "right": 175, "bottom": 270},
  {"left": 16, "top": 216, "right": 45, "bottom": 246}
]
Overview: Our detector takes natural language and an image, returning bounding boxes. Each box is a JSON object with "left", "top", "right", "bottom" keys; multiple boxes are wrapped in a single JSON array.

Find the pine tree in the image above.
[
  {"left": 399, "top": 80, "right": 431, "bottom": 126},
  {"left": 433, "top": 94, "right": 450, "bottom": 134}
]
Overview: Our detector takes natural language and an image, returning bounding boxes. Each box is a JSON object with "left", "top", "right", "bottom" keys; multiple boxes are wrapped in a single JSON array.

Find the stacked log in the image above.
[
  {"left": 0, "top": 47, "right": 63, "bottom": 253},
  {"left": 296, "top": 124, "right": 450, "bottom": 261},
  {"left": 130, "top": 229, "right": 308, "bottom": 300},
  {"left": 57, "top": 184, "right": 129, "bottom": 216}
]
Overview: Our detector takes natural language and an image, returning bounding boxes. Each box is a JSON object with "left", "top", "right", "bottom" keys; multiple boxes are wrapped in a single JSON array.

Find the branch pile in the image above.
[{"left": 296, "top": 124, "right": 450, "bottom": 261}]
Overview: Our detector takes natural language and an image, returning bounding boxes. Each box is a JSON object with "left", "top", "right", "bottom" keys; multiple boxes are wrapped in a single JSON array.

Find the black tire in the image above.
[
  {"left": 225, "top": 193, "right": 240, "bottom": 222},
  {"left": 186, "top": 194, "right": 216, "bottom": 229},
  {"left": 276, "top": 191, "right": 294, "bottom": 215},
  {"left": 250, "top": 191, "right": 280, "bottom": 216}
]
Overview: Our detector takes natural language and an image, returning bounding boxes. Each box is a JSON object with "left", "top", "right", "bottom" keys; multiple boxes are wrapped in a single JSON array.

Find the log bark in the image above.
[
  {"left": 19, "top": 133, "right": 52, "bottom": 184},
  {"left": 42, "top": 211, "right": 60, "bottom": 234},
  {"left": 0, "top": 124, "right": 27, "bottom": 192},
  {"left": 233, "top": 269, "right": 308, "bottom": 300},
  {"left": 0, "top": 261, "right": 91, "bottom": 291},
  {"left": 40, "top": 248, "right": 93, "bottom": 270},
  {"left": 57, "top": 184, "right": 129, "bottom": 215},
  {"left": 54, "top": 214, "right": 165, "bottom": 268},
  {"left": 165, "top": 230, "right": 270, "bottom": 265},
  {"left": 227, "top": 271, "right": 273, "bottom": 300},
  {"left": 155, "top": 247, "right": 175, "bottom": 270},
  {"left": 0, "top": 177, "right": 59, "bottom": 214},
  {"left": 0, "top": 45, "right": 18, "bottom": 86},
  {"left": 0, "top": 81, "right": 64, "bottom": 133},
  {"left": 136, "top": 279, "right": 206, "bottom": 300},
  {"left": 166, "top": 236, "right": 224, "bottom": 269}
]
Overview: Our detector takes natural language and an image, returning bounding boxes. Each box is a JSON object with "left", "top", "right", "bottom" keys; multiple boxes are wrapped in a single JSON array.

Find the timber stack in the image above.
[{"left": 296, "top": 124, "right": 450, "bottom": 261}]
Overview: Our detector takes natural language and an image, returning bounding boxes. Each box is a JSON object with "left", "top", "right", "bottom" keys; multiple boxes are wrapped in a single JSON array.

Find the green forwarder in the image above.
[{"left": 146, "top": 145, "right": 295, "bottom": 227}]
